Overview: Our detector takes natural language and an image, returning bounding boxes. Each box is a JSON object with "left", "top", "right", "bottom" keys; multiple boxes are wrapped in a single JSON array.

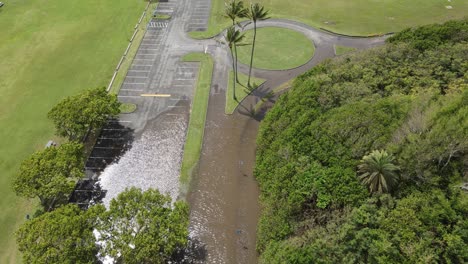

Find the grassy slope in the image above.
[
  {"left": 236, "top": 27, "right": 315, "bottom": 70},
  {"left": 0, "top": 1, "right": 145, "bottom": 262},
  {"left": 180, "top": 53, "right": 214, "bottom": 186},
  {"left": 190, "top": 0, "right": 468, "bottom": 38},
  {"left": 226, "top": 72, "right": 264, "bottom": 114}
]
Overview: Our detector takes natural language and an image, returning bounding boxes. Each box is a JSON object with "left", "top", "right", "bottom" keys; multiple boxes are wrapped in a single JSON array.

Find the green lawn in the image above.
[
  {"left": 120, "top": 103, "right": 138, "bottom": 114},
  {"left": 237, "top": 27, "right": 315, "bottom": 70},
  {"left": 334, "top": 45, "right": 357, "bottom": 55},
  {"left": 189, "top": 0, "right": 468, "bottom": 38},
  {"left": 180, "top": 53, "right": 214, "bottom": 187},
  {"left": 226, "top": 72, "right": 265, "bottom": 114},
  {"left": 0, "top": 1, "right": 146, "bottom": 262}
]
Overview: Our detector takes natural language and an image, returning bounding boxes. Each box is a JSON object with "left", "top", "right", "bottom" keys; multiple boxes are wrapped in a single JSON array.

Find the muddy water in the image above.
[{"left": 188, "top": 90, "right": 261, "bottom": 263}]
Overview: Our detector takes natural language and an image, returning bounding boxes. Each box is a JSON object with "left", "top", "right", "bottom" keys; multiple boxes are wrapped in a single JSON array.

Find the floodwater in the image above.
[
  {"left": 70, "top": 91, "right": 263, "bottom": 263},
  {"left": 187, "top": 91, "right": 261, "bottom": 263},
  {"left": 95, "top": 100, "right": 190, "bottom": 206}
]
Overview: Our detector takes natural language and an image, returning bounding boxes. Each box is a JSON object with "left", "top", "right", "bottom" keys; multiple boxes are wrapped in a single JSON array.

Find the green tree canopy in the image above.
[
  {"left": 48, "top": 87, "right": 120, "bottom": 141},
  {"left": 224, "top": 0, "right": 248, "bottom": 25},
  {"left": 14, "top": 142, "right": 85, "bottom": 209},
  {"left": 387, "top": 18, "right": 468, "bottom": 50},
  {"left": 16, "top": 204, "right": 103, "bottom": 264},
  {"left": 358, "top": 150, "right": 400, "bottom": 193},
  {"left": 96, "top": 188, "right": 189, "bottom": 264},
  {"left": 254, "top": 19, "right": 468, "bottom": 261}
]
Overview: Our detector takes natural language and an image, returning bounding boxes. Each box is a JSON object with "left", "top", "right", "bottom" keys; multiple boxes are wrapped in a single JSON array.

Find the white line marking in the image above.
[
  {"left": 178, "top": 67, "right": 198, "bottom": 69},
  {"left": 120, "top": 89, "right": 144, "bottom": 92},
  {"left": 128, "top": 70, "right": 150, "bottom": 73}
]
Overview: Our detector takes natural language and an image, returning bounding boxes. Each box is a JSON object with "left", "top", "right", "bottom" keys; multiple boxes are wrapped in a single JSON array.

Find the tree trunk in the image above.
[
  {"left": 248, "top": 21, "right": 257, "bottom": 87},
  {"left": 230, "top": 47, "right": 237, "bottom": 100},
  {"left": 231, "top": 20, "right": 240, "bottom": 83},
  {"left": 234, "top": 45, "right": 240, "bottom": 83}
]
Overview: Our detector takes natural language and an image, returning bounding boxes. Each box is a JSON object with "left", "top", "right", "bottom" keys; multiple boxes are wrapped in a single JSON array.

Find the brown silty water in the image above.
[{"left": 188, "top": 88, "right": 261, "bottom": 263}]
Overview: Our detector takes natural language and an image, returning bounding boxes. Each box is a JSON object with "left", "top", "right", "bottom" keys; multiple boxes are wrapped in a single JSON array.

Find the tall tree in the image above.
[
  {"left": 358, "top": 150, "right": 400, "bottom": 193},
  {"left": 14, "top": 142, "right": 85, "bottom": 210},
  {"left": 48, "top": 87, "right": 121, "bottom": 141},
  {"left": 96, "top": 188, "right": 189, "bottom": 264},
  {"left": 16, "top": 204, "right": 103, "bottom": 264},
  {"left": 246, "top": 3, "right": 269, "bottom": 87},
  {"left": 224, "top": 0, "right": 248, "bottom": 83},
  {"left": 226, "top": 26, "right": 245, "bottom": 100}
]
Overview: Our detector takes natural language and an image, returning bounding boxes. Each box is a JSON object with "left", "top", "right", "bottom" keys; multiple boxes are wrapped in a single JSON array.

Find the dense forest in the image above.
[{"left": 255, "top": 19, "right": 468, "bottom": 263}]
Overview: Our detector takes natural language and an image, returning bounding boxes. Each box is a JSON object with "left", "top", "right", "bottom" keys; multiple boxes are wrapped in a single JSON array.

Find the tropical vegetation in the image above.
[
  {"left": 225, "top": 26, "right": 245, "bottom": 100},
  {"left": 245, "top": 3, "right": 269, "bottom": 86},
  {"left": 48, "top": 87, "right": 121, "bottom": 142},
  {"left": 16, "top": 204, "right": 103, "bottom": 264},
  {"left": 16, "top": 188, "right": 189, "bottom": 264},
  {"left": 255, "top": 19, "right": 468, "bottom": 263},
  {"left": 95, "top": 188, "right": 189, "bottom": 264},
  {"left": 224, "top": 0, "right": 248, "bottom": 83},
  {"left": 14, "top": 142, "right": 85, "bottom": 210}
]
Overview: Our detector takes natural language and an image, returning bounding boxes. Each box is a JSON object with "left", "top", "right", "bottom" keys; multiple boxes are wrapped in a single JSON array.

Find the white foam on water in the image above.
[{"left": 98, "top": 116, "right": 186, "bottom": 207}]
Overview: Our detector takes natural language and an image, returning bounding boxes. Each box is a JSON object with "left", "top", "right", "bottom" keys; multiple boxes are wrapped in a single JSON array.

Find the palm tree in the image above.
[
  {"left": 224, "top": 0, "right": 248, "bottom": 82},
  {"left": 226, "top": 26, "right": 245, "bottom": 100},
  {"left": 358, "top": 150, "right": 400, "bottom": 193},
  {"left": 246, "top": 3, "right": 269, "bottom": 87}
]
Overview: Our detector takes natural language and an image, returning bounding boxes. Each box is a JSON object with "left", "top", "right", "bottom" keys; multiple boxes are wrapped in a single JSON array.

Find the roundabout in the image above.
[{"left": 236, "top": 27, "right": 315, "bottom": 70}]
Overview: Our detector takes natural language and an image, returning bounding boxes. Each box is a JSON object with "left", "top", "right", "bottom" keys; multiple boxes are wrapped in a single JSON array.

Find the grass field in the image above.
[
  {"left": 236, "top": 27, "right": 315, "bottom": 70},
  {"left": 226, "top": 72, "right": 264, "bottom": 114},
  {"left": 189, "top": 0, "right": 468, "bottom": 38},
  {"left": 180, "top": 53, "right": 214, "bottom": 186},
  {"left": 334, "top": 45, "right": 357, "bottom": 55},
  {"left": 0, "top": 1, "right": 146, "bottom": 262}
]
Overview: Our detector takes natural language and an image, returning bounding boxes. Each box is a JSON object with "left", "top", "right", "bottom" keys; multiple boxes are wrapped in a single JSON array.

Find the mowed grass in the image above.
[
  {"left": 0, "top": 1, "right": 146, "bottom": 262},
  {"left": 334, "top": 45, "right": 357, "bottom": 55},
  {"left": 237, "top": 27, "right": 315, "bottom": 70},
  {"left": 180, "top": 53, "right": 214, "bottom": 186},
  {"left": 189, "top": 0, "right": 468, "bottom": 38},
  {"left": 226, "top": 72, "right": 264, "bottom": 114}
]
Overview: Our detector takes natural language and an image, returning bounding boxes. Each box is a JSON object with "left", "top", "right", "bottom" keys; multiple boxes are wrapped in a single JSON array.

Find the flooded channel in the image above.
[{"left": 187, "top": 91, "right": 261, "bottom": 263}]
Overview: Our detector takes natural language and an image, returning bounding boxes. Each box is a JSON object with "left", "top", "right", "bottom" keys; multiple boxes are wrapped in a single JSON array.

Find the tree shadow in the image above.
[
  {"left": 68, "top": 180, "right": 107, "bottom": 209},
  {"left": 170, "top": 237, "right": 208, "bottom": 263},
  {"left": 84, "top": 120, "right": 135, "bottom": 177},
  {"left": 69, "top": 120, "right": 135, "bottom": 208},
  {"left": 237, "top": 83, "right": 277, "bottom": 121}
]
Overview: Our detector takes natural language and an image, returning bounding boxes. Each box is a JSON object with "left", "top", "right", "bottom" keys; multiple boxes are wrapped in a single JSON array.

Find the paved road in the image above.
[{"left": 78, "top": 0, "right": 389, "bottom": 262}]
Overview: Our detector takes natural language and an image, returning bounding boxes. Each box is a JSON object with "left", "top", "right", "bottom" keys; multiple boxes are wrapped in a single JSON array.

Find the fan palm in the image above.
[
  {"left": 358, "top": 150, "right": 400, "bottom": 193},
  {"left": 225, "top": 0, "right": 248, "bottom": 82},
  {"left": 246, "top": 3, "right": 269, "bottom": 87},
  {"left": 226, "top": 26, "right": 245, "bottom": 100}
]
